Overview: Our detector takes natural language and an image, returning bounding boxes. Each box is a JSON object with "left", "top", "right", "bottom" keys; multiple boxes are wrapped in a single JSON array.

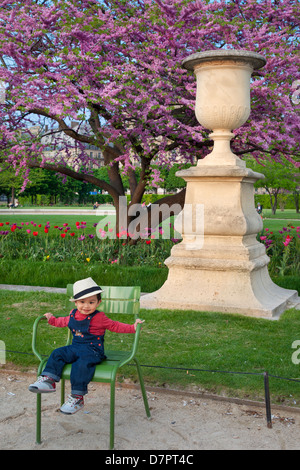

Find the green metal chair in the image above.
[{"left": 31, "top": 285, "right": 151, "bottom": 449}]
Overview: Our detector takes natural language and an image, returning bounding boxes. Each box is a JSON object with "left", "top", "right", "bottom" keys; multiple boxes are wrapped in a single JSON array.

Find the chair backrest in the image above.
[{"left": 66, "top": 284, "right": 141, "bottom": 319}]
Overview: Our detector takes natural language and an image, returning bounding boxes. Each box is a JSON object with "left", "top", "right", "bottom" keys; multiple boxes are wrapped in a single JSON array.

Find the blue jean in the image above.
[{"left": 42, "top": 343, "right": 104, "bottom": 395}]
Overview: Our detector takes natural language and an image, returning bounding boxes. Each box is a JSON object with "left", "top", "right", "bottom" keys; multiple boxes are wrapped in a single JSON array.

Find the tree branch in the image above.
[
  {"left": 27, "top": 160, "right": 121, "bottom": 202},
  {"left": 29, "top": 108, "right": 94, "bottom": 144}
]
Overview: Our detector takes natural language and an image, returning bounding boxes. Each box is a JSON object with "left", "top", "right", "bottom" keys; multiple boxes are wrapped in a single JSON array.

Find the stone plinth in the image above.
[
  {"left": 141, "top": 50, "right": 299, "bottom": 318},
  {"left": 141, "top": 165, "right": 298, "bottom": 318}
]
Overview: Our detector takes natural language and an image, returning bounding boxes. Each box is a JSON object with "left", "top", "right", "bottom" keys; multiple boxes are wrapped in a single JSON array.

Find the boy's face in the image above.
[{"left": 74, "top": 294, "right": 101, "bottom": 316}]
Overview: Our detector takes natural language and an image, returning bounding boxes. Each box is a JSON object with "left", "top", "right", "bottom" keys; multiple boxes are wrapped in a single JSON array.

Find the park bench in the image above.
[{"left": 31, "top": 284, "right": 151, "bottom": 449}]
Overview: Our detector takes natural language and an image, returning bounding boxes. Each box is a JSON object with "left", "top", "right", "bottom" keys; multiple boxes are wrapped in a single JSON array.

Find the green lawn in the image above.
[
  {"left": 263, "top": 209, "right": 300, "bottom": 220},
  {"left": 1, "top": 289, "right": 300, "bottom": 407},
  {"left": 1, "top": 208, "right": 300, "bottom": 405},
  {"left": 262, "top": 219, "right": 299, "bottom": 233},
  {"left": 0, "top": 261, "right": 168, "bottom": 292},
  {"left": 261, "top": 210, "right": 299, "bottom": 232}
]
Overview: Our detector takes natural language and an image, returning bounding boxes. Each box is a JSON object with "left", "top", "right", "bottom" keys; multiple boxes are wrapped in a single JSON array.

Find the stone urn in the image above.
[
  {"left": 141, "top": 50, "right": 298, "bottom": 318},
  {"left": 184, "top": 50, "right": 265, "bottom": 167}
]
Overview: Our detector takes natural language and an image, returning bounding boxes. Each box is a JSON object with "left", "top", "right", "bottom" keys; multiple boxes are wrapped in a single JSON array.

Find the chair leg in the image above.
[
  {"left": 36, "top": 360, "right": 48, "bottom": 445},
  {"left": 36, "top": 393, "right": 42, "bottom": 444},
  {"left": 134, "top": 358, "right": 151, "bottom": 418},
  {"left": 61, "top": 378, "right": 65, "bottom": 406},
  {"left": 109, "top": 379, "right": 116, "bottom": 450}
]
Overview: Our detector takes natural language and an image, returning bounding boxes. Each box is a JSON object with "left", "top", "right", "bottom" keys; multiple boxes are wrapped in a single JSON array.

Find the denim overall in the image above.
[{"left": 43, "top": 309, "right": 105, "bottom": 395}]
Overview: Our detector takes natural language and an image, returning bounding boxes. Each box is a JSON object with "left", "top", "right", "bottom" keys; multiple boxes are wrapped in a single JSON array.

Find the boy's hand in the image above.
[
  {"left": 133, "top": 319, "right": 145, "bottom": 331},
  {"left": 44, "top": 312, "right": 54, "bottom": 320}
]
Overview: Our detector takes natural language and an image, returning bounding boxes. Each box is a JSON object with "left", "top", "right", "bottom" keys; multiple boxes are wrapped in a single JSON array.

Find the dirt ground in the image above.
[{"left": 1, "top": 370, "right": 300, "bottom": 451}]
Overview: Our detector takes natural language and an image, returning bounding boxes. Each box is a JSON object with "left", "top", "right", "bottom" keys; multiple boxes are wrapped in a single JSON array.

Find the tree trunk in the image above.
[
  {"left": 266, "top": 187, "right": 280, "bottom": 215},
  {"left": 11, "top": 186, "right": 15, "bottom": 205},
  {"left": 293, "top": 190, "right": 299, "bottom": 213}
]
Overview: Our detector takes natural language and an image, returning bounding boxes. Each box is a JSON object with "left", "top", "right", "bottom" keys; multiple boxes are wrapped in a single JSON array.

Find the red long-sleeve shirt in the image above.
[{"left": 48, "top": 310, "right": 135, "bottom": 336}]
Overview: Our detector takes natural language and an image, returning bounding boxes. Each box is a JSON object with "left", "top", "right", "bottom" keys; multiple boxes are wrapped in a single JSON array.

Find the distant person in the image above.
[{"left": 256, "top": 203, "right": 263, "bottom": 215}]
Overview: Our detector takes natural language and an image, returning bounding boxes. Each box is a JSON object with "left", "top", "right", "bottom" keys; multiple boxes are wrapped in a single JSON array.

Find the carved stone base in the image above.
[{"left": 141, "top": 260, "right": 298, "bottom": 319}]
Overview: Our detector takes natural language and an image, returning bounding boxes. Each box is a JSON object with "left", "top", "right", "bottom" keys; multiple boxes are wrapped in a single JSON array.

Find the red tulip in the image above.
[
  {"left": 33, "top": 231, "right": 38, "bottom": 236},
  {"left": 44, "top": 227, "right": 49, "bottom": 233},
  {"left": 60, "top": 233, "right": 66, "bottom": 238}
]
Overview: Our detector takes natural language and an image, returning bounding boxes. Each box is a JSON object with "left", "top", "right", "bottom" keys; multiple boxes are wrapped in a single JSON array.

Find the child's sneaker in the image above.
[
  {"left": 28, "top": 375, "right": 56, "bottom": 393},
  {"left": 60, "top": 395, "right": 84, "bottom": 414}
]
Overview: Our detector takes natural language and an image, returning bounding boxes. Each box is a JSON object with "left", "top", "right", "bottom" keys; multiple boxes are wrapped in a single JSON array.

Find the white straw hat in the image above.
[{"left": 69, "top": 277, "right": 103, "bottom": 301}]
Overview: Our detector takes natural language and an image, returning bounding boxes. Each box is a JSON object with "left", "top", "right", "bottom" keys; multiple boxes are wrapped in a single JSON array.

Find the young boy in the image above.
[{"left": 29, "top": 277, "right": 144, "bottom": 414}]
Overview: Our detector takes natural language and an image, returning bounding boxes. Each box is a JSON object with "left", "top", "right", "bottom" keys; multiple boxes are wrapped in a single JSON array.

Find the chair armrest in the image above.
[
  {"left": 32, "top": 315, "right": 72, "bottom": 362},
  {"left": 32, "top": 315, "right": 47, "bottom": 362},
  {"left": 118, "top": 321, "right": 143, "bottom": 368}
]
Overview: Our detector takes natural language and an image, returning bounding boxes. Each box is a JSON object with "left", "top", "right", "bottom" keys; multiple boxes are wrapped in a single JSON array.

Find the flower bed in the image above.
[
  {"left": 1, "top": 218, "right": 299, "bottom": 274},
  {"left": 259, "top": 224, "right": 300, "bottom": 276},
  {"left": 0, "top": 218, "right": 178, "bottom": 266}
]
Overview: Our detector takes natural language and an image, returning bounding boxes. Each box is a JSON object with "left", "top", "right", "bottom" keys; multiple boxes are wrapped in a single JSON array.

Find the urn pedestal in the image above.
[{"left": 141, "top": 50, "right": 298, "bottom": 318}]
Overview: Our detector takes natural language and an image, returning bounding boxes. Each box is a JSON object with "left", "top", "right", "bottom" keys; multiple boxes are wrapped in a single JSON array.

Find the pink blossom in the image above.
[{"left": 0, "top": 0, "right": 299, "bottom": 231}]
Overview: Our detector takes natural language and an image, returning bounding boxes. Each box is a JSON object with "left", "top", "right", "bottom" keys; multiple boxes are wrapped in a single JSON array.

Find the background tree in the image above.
[
  {"left": 165, "top": 163, "right": 192, "bottom": 193},
  {"left": 0, "top": 0, "right": 299, "bottom": 238},
  {"left": 246, "top": 157, "right": 300, "bottom": 214},
  {"left": 0, "top": 167, "right": 23, "bottom": 204}
]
